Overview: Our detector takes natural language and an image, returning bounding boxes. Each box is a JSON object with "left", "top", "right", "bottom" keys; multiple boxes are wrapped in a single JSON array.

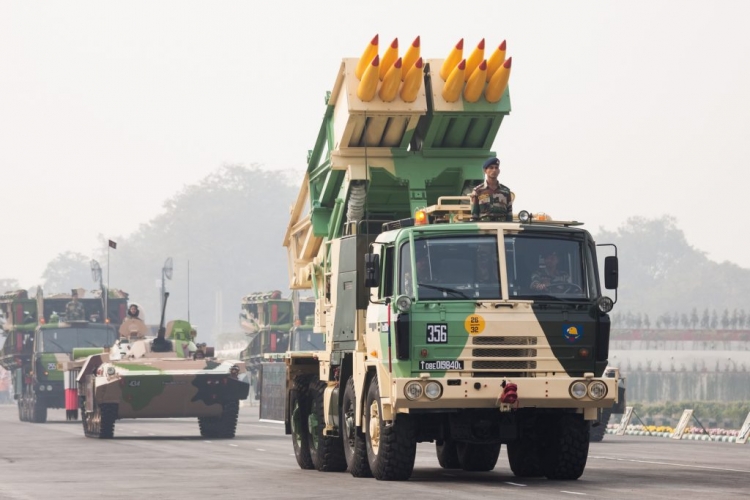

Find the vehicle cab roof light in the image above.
[{"left": 414, "top": 209, "right": 428, "bottom": 226}]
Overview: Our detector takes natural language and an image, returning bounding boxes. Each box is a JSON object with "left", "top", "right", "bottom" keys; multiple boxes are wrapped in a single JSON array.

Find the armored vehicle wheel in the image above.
[
  {"left": 341, "top": 377, "right": 371, "bottom": 477},
  {"left": 435, "top": 438, "right": 461, "bottom": 469},
  {"left": 198, "top": 400, "right": 240, "bottom": 439},
  {"left": 364, "top": 377, "right": 416, "bottom": 481},
  {"left": 590, "top": 408, "right": 612, "bottom": 442},
  {"left": 290, "top": 377, "right": 314, "bottom": 470},
  {"left": 29, "top": 392, "right": 47, "bottom": 424},
  {"left": 308, "top": 380, "right": 347, "bottom": 472},
  {"left": 83, "top": 402, "right": 117, "bottom": 439},
  {"left": 456, "top": 442, "right": 501, "bottom": 471},
  {"left": 507, "top": 439, "right": 544, "bottom": 477},
  {"left": 542, "top": 413, "right": 590, "bottom": 480}
]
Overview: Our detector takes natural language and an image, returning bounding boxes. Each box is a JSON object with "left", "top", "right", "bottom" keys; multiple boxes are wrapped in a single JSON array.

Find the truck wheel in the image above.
[
  {"left": 84, "top": 402, "right": 117, "bottom": 439},
  {"left": 198, "top": 400, "right": 240, "bottom": 438},
  {"left": 590, "top": 408, "right": 612, "bottom": 442},
  {"left": 17, "top": 398, "right": 25, "bottom": 422},
  {"left": 435, "top": 438, "right": 461, "bottom": 469},
  {"left": 364, "top": 376, "right": 417, "bottom": 481},
  {"left": 507, "top": 438, "right": 544, "bottom": 478},
  {"left": 341, "top": 377, "right": 372, "bottom": 477},
  {"left": 308, "top": 380, "right": 347, "bottom": 472},
  {"left": 29, "top": 392, "right": 47, "bottom": 424},
  {"left": 542, "top": 413, "right": 590, "bottom": 480},
  {"left": 456, "top": 442, "right": 501, "bottom": 471},
  {"left": 290, "top": 377, "right": 314, "bottom": 470}
]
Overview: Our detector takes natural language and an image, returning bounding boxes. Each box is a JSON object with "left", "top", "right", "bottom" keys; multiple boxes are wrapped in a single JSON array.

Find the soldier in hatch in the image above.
[
  {"left": 65, "top": 290, "right": 85, "bottom": 321},
  {"left": 470, "top": 157, "right": 514, "bottom": 222}
]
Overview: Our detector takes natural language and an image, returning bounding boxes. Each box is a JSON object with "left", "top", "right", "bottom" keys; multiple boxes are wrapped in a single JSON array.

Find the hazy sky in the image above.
[{"left": 2, "top": 1, "right": 749, "bottom": 288}]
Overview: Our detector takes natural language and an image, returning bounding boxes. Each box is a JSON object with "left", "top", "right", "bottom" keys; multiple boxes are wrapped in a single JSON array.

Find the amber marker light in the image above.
[{"left": 415, "top": 209, "right": 428, "bottom": 225}]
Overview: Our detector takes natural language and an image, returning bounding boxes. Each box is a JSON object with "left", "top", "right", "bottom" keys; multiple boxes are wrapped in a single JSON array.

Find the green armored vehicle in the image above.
[
  {"left": 0, "top": 288, "right": 127, "bottom": 422},
  {"left": 270, "top": 36, "right": 621, "bottom": 481},
  {"left": 71, "top": 293, "right": 250, "bottom": 439}
]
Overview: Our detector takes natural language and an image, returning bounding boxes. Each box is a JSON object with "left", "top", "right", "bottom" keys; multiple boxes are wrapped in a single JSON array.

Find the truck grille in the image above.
[{"left": 470, "top": 336, "right": 538, "bottom": 377}]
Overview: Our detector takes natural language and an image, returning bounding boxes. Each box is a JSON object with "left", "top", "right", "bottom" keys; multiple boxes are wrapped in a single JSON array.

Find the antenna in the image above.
[
  {"left": 161, "top": 257, "right": 173, "bottom": 312},
  {"left": 187, "top": 260, "right": 191, "bottom": 323}
]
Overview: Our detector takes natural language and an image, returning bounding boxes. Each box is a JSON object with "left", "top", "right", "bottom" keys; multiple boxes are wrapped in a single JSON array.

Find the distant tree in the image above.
[
  {"left": 710, "top": 310, "right": 718, "bottom": 330},
  {"left": 656, "top": 317, "right": 663, "bottom": 329},
  {"left": 644, "top": 314, "right": 651, "bottom": 329},
  {"left": 634, "top": 313, "right": 643, "bottom": 329},
  {"left": 701, "top": 309, "right": 710, "bottom": 329},
  {"left": 730, "top": 309, "right": 738, "bottom": 330},
  {"left": 0, "top": 278, "right": 21, "bottom": 292},
  {"left": 690, "top": 307, "right": 699, "bottom": 329},
  {"left": 739, "top": 310, "right": 747, "bottom": 329},
  {"left": 680, "top": 313, "right": 689, "bottom": 329},
  {"left": 673, "top": 312, "right": 680, "bottom": 328},
  {"left": 721, "top": 309, "right": 730, "bottom": 329},
  {"left": 662, "top": 313, "right": 672, "bottom": 329},
  {"left": 40, "top": 252, "right": 92, "bottom": 293}
]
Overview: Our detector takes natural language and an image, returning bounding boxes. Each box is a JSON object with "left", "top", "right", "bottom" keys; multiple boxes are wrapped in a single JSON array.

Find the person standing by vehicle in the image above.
[
  {"left": 470, "top": 157, "right": 514, "bottom": 222},
  {"left": 65, "top": 290, "right": 85, "bottom": 321}
]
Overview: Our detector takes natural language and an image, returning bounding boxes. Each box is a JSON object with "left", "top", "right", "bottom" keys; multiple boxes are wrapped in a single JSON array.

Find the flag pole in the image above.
[{"left": 106, "top": 243, "right": 110, "bottom": 322}]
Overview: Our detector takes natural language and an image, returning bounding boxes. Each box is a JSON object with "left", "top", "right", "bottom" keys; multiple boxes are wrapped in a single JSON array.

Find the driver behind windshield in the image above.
[{"left": 530, "top": 250, "right": 570, "bottom": 291}]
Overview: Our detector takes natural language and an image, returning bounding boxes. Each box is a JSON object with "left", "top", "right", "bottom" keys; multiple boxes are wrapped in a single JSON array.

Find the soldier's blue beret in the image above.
[{"left": 483, "top": 157, "right": 500, "bottom": 169}]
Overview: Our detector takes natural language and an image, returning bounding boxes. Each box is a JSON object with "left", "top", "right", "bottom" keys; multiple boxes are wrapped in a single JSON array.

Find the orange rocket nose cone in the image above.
[
  {"left": 379, "top": 57, "right": 403, "bottom": 102},
  {"left": 355, "top": 34, "right": 379, "bottom": 80},
  {"left": 465, "top": 38, "right": 485, "bottom": 81},
  {"left": 442, "top": 58, "right": 466, "bottom": 102},
  {"left": 440, "top": 38, "right": 464, "bottom": 81},
  {"left": 486, "top": 40, "right": 507, "bottom": 82},
  {"left": 464, "top": 59, "right": 487, "bottom": 103},
  {"left": 401, "top": 36, "right": 421, "bottom": 80},
  {"left": 400, "top": 57, "right": 423, "bottom": 102},
  {"left": 485, "top": 56, "right": 511, "bottom": 103},
  {"left": 379, "top": 38, "right": 399, "bottom": 81},
  {"left": 357, "top": 54, "right": 380, "bottom": 102}
]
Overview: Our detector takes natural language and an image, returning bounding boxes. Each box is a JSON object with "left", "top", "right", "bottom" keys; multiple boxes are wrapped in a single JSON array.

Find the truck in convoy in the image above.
[
  {"left": 265, "top": 35, "right": 621, "bottom": 481},
  {"left": 240, "top": 291, "right": 320, "bottom": 398},
  {"left": 0, "top": 288, "right": 128, "bottom": 422}
]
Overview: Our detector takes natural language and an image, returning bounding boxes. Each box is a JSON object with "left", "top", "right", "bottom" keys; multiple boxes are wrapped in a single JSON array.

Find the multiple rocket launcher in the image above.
[{"left": 355, "top": 35, "right": 512, "bottom": 104}]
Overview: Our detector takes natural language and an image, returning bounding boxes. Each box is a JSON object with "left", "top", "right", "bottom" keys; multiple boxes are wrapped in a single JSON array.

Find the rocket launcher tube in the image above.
[
  {"left": 485, "top": 56, "right": 512, "bottom": 103},
  {"left": 439, "top": 38, "right": 464, "bottom": 81},
  {"left": 463, "top": 59, "right": 487, "bottom": 103},
  {"left": 379, "top": 38, "right": 399, "bottom": 81},
  {"left": 357, "top": 55, "right": 380, "bottom": 102},
  {"left": 401, "top": 36, "right": 420, "bottom": 80},
  {"left": 486, "top": 40, "right": 507, "bottom": 82},
  {"left": 400, "top": 57, "right": 423, "bottom": 102},
  {"left": 355, "top": 34, "right": 379, "bottom": 80},
  {"left": 464, "top": 38, "right": 485, "bottom": 82},
  {"left": 441, "top": 58, "right": 466, "bottom": 103},
  {"left": 379, "top": 57, "right": 402, "bottom": 102}
]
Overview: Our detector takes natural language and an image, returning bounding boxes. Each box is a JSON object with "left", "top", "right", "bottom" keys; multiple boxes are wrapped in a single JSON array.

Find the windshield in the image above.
[
  {"left": 505, "top": 234, "right": 594, "bottom": 300},
  {"left": 400, "top": 235, "right": 501, "bottom": 300},
  {"left": 39, "top": 327, "right": 117, "bottom": 353}
]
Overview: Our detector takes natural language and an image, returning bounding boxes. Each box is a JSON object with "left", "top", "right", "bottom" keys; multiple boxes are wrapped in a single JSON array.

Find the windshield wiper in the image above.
[{"left": 418, "top": 283, "right": 471, "bottom": 299}]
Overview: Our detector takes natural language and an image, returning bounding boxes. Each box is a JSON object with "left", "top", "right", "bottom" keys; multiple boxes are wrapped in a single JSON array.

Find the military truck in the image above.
[
  {"left": 590, "top": 365, "right": 626, "bottom": 442},
  {"left": 0, "top": 288, "right": 128, "bottom": 422},
  {"left": 268, "top": 36, "right": 620, "bottom": 481},
  {"left": 239, "top": 291, "right": 316, "bottom": 398},
  {"left": 70, "top": 293, "right": 250, "bottom": 439}
]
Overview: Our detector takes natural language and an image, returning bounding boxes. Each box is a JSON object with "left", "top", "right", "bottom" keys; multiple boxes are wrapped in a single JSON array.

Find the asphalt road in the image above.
[{"left": 0, "top": 404, "right": 748, "bottom": 500}]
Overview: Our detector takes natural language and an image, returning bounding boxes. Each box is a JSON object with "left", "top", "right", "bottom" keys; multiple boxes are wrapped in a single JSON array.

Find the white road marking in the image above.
[
  {"left": 256, "top": 448, "right": 266, "bottom": 451},
  {"left": 148, "top": 433, "right": 155, "bottom": 436},
  {"left": 204, "top": 440, "right": 212, "bottom": 443},
  {"left": 505, "top": 482, "right": 526, "bottom": 487},
  {"left": 229, "top": 444, "right": 239, "bottom": 447},
  {"left": 560, "top": 491, "right": 586, "bottom": 496},
  {"left": 590, "top": 455, "right": 750, "bottom": 474}
]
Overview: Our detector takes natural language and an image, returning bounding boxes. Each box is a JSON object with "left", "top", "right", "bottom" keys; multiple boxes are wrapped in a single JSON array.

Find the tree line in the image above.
[{"left": 612, "top": 308, "right": 749, "bottom": 330}]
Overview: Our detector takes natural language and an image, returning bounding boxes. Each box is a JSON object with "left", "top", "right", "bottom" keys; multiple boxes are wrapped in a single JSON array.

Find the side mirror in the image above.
[
  {"left": 604, "top": 256, "right": 618, "bottom": 290},
  {"left": 364, "top": 253, "right": 380, "bottom": 288}
]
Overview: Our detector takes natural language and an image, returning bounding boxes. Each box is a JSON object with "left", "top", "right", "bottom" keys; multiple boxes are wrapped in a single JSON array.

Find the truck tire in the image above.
[
  {"left": 198, "top": 400, "right": 240, "bottom": 438},
  {"left": 507, "top": 438, "right": 544, "bottom": 477},
  {"left": 364, "top": 377, "right": 417, "bottom": 481},
  {"left": 308, "top": 380, "right": 347, "bottom": 472},
  {"left": 542, "top": 413, "right": 590, "bottom": 480},
  {"left": 590, "top": 408, "right": 612, "bottom": 442},
  {"left": 341, "top": 377, "right": 372, "bottom": 477},
  {"left": 29, "top": 391, "right": 47, "bottom": 424},
  {"left": 435, "top": 438, "right": 461, "bottom": 469},
  {"left": 456, "top": 442, "right": 501, "bottom": 471},
  {"left": 290, "top": 377, "right": 314, "bottom": 470},
  {"left": 17, "top": 399, "right": 26, "bottom": 422},
  {"left": 83, "top": 402, "right": 117, "bottom": 439}
]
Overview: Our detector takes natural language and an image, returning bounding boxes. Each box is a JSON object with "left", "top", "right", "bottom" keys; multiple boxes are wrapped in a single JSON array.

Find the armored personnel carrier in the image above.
[{"left": 70, "top": 293, "right": 250, "bottom": 438}]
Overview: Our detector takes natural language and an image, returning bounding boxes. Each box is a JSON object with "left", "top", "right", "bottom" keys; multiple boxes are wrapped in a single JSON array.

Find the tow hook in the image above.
[{"left": 497, "top": 380, "right": 518, "bottom": 412}]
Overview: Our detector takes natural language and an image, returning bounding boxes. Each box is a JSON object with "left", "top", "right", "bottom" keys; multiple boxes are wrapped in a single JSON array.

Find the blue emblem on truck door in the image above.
[{"left": 563, "top": 324, "right": 583, "bottom": 343}]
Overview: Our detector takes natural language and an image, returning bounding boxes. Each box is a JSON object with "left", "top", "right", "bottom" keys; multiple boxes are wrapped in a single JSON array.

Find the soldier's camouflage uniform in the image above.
[
  {"left": 530, "top": 268, "right": 571, "bottom": 291},
  {"left": 65, "top": 301, "right": 85, "bottom": 321},
  {"left": 470, "top": 182, "right": 513, "bottom": 221}
]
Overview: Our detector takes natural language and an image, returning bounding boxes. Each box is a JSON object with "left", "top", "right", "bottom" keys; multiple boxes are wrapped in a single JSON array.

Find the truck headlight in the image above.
[
  {"left": 597, "top": 296, "right": 614, "bottom": 313},
  {"left": 395, "top": 295, "right": 412, "bottom": 313},
  {"left": 404, "top": 381, "right": 423, "bottom": 400},
  {"left": 424, "top": 381, "right": 442, "bottom": 400},
  {"left": 569, "top": 381, "right": 587, "bottom": 399},
  {"left": 588, "top": 380, "right": 608, "bottom": 400},
  {"left": 106, "top": 366, "right": 116, "bottom": 376}
]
